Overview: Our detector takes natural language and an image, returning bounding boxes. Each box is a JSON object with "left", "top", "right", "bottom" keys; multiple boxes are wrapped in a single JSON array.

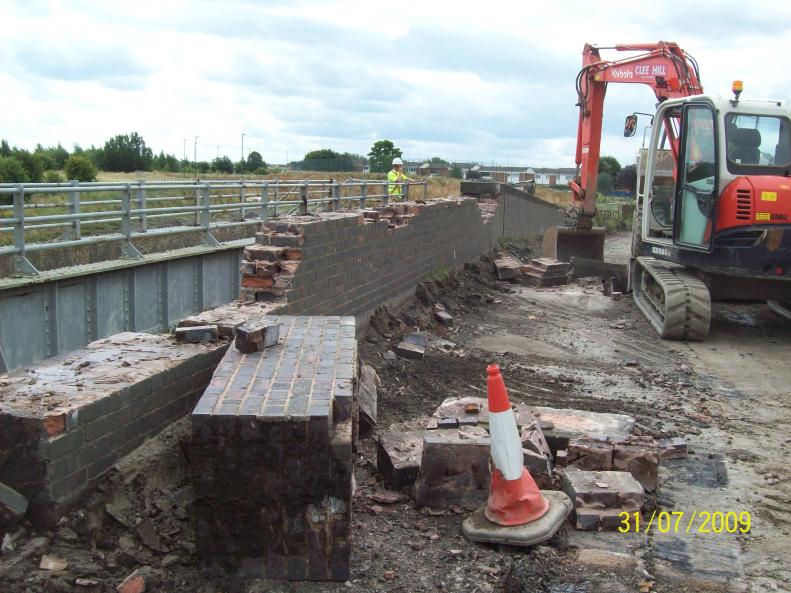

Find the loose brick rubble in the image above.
[
  {"left": 521, "top": 257, "right": 570, "bottom": 288},
  {"left": 239, "top": 221, "right": 306, "bottom": 304},
  {"left": 377, "top": 430, "right": 424, "bottom": 490},
  {"left": 191, "top": 316, "right": 355, "bottom": 581},
  {"left": 566, "top": 436, "right": 661, "bottom": 492},
  {"left": 234, "top": 320, "right": 281, "bottom": 353},
  {"left": 494, "top": 253, "right": 523, "bottom": 280},
  {"left": 174, "top": 325, "right": 219, "bottom": 344},
  {"left": 562, "top": 469, "right": 644, "bottom": 531}
]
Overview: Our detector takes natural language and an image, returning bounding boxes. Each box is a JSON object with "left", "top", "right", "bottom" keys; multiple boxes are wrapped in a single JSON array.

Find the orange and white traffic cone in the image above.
[{"left": 485, "top": 364, "right": 550, "bottom": 526}]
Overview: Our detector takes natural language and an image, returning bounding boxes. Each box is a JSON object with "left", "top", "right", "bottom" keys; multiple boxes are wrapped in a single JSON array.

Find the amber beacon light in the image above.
[{"left": 732, "top": 80, "right": 743, "bottom": 100}]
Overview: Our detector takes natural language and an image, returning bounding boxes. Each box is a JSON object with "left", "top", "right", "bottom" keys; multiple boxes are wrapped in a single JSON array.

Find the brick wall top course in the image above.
[
  {"left": 192, "top": 316, "right": 356, "bottom": 422},
  {"left": 0, "top": 332, "right": 225, "bottom": 427}
]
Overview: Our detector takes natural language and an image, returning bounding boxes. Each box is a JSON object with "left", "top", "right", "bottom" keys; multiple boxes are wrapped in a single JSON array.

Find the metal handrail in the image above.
[{"left": 0, "top": 178, "right": 429, "bottom": 276}]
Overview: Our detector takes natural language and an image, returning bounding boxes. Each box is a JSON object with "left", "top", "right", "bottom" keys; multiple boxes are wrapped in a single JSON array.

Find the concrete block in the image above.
[
  {"left": 0, "top": 481, "right": 29, "bottom": 526},
  {"left": 394, "top": 341, "right": 424, "bottom": 360},
  {"left": 377, "top": 430, "right": 424, "bottom": 489},
  {"left": 175, "top": 325, "right": 219, "bottom": 344},
  {"left": 494, "top": 255, "right": 523, "bottom": 280},
  {"left": 562, "top": 469, "right": 644, "bottom": 528},
  {"left": 234, "top": 320, "right": 281, "bottom": 353},
  {"left": 414, "top": 434, "right": 490, "bottom": 510},
  {"left": 567, "top": 438, "right": 614, "bottom": 470},
  {"left": 532, "top": 406, "right": 635, "bottom": 454},
  {"left": 656, "top": 437, "right": 688, "bottom": 460},
  {"left": 613, "top": 440, "right": 659, "bottom": 492}
]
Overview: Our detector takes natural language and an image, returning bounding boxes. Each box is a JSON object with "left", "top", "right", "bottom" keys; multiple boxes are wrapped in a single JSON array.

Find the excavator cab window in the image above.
[
  {"left": 725, "top": 113, "right": 791, "bottom": 175},
  {"left": 675, "top": 103, "right": 717, "bottom": 250},
  {"left": 647, "top": 109, "right": 681, "bottom": 234}
]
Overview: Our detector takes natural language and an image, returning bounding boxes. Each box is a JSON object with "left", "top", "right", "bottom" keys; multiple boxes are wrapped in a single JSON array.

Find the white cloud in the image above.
[{"left": 1, "top": 0, "right": 790, "bottom": 168}]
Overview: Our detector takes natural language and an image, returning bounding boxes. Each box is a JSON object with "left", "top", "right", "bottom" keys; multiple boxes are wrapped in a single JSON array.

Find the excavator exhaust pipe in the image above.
[{"left": 542, "top": 226, "right": 607, "bottom": 262}]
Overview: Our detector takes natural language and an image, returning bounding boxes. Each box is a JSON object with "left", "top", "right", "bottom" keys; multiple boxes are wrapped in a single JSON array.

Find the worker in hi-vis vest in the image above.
[{"left": 387, "top": 157, "right": 413, "bottom": 198}]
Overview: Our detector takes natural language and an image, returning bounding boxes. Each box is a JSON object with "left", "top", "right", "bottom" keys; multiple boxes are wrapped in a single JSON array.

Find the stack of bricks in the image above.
[
  {"left": 521, "top": 257, "right": 571, "bottom": 287},
  {"left": 191, "top": 316, "right": 355, "bottom": 581},
  {"left": 0, "top": 332, "right": 226, "bottom": 524},
  {"left": 367, "top": 203, "right": 422, "bottom": 229},
  {"left": 240, "top": 221, "right": 305, "bottom": 304}
]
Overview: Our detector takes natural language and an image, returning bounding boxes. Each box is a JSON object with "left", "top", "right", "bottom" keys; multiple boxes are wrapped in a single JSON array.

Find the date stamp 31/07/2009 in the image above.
[{"left": 617, "top": 511, "right": 751, "bottom": 534}]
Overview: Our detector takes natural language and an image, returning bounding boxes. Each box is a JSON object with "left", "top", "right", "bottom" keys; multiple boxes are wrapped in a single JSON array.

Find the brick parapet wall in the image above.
[
  {"left": 238, "top": 194, "right": 561, "bottom": 319},
  {"left": 0, "top": 332, "right": 228, "bottom": 522}
]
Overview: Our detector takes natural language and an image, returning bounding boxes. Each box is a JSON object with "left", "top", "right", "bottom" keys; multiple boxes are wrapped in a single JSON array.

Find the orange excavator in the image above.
[{"left": 549, "top": 42, "right": 791, "bottom": 340}]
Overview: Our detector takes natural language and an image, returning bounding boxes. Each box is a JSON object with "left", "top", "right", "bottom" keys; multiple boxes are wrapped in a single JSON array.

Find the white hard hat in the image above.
[{"left": 392, "top": 157, "right": 403, "bottom": 166}]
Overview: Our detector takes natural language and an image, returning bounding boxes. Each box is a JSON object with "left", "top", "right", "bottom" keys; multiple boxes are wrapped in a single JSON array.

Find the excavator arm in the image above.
[{"left": 570, "top": 41, "right": 703, "bottom": 227}]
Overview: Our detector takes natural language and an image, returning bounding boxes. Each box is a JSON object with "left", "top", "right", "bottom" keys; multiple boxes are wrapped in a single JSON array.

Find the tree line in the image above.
[{"left": 0, "top": 133, "right": 269, "bottom": 183}]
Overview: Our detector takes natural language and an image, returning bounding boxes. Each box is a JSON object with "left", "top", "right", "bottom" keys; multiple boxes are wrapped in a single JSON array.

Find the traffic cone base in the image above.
[
  {"left": 463, "top": 490, "right": 573, "bottom": 547},
  {"left": 484, "top": 468, "right": 550, "bottom": 526}
]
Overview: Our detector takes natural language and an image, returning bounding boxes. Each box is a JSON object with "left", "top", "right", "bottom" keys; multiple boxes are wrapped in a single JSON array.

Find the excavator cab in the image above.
[{"left": 632, "top": 92, "right": 791, "bottom": 340}]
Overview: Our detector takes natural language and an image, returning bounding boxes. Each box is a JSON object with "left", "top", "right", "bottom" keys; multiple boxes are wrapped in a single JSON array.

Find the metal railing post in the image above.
[
  {"left": 404, "top": 182, "right": 409, "bottom": 202},
  {"left": 361, "top": 181, "right": 367, "bottom": 210},
  {"left": 300, "top": 183, "right": 308, "bottom": 215},
  {"left": 67, "top": 179, "right": 81, "bottom": 240},
  {"left": 192, "top": 186, "right": 200, "bottom": 226},
  {"left": 273, "top": 184, "right": 279, "bottom": 216},
  {"left": 239, "top": 182, "right": 246, "bottom": 222},
  {"left": 383, "top": 181, "right": 389, "bottom": 206},
  {"left": 120, "top": 184, "right": 142, "bottom": 259},
  {"left": 423, "top": 181, "right": 428, "bottom": 201},
  {"left": 12, "top": 186, "right": 38, "bottom": 276},
  {"left": 201, "top": 183, "right": 220, "bottom": 246},
  {"left": 136, "top": 180, "right": 147, "bottom": 232},
  {"left": 260, "top": 182, "right": 269, "bottom": 221},
  {"left": 332, "top": 181, "right": 341, "bottom": 212}
]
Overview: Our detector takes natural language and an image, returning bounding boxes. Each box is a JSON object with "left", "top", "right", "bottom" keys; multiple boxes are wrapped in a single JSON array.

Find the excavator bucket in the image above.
[{"left": 542, "top": 226, "right": 606, "bottom": 262}]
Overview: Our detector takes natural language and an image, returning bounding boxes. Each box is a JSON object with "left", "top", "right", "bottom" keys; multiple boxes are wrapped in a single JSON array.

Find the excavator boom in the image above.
[{"left": 571, "top": 42, "right": 702, "bottom": 222}]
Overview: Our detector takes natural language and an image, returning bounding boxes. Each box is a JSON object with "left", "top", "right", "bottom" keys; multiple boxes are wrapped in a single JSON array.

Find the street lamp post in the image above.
[
  {"left": 194, "top": 136, "right": 199, "bottom": 178},
  {"left": 241, "top": 132, "right": 246, "bottom": 178}
]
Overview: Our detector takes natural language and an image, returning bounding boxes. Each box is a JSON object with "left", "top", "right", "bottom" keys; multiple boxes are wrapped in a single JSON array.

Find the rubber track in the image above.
[{"left": 633, "top": 256, "right": 711, "bottom": 341}]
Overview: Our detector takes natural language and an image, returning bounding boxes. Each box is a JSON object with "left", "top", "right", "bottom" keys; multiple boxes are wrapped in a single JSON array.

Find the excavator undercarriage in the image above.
[{"left": 631, "top": 257, "right": 711, "bottom": 341}]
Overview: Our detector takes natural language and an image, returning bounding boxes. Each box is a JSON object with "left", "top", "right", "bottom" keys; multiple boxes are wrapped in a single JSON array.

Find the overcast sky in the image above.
[{"left": 2, "top": 0, "right": 791, "bottom": 168}]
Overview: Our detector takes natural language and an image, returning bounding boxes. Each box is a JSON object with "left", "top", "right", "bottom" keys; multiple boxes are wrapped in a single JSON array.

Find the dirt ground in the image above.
[{"left": 1, "top": 232, "right": 790, "bottom": 593}]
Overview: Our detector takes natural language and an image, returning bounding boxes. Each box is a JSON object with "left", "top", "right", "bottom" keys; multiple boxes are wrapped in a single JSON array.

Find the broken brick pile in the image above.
[
  {"left": 239, "top": 221, "right": 304, "bottom": 304},
  {"left": 566, "top": 436, "right": 660, "bottom": 492},
  {"left": 362, "top": 202, "right": 422, "bottom": 228},
  {"left": 521, "top": 257, "right": 571, "bottom": 288},
  {"left": 377, "top": 396, "right": 687, "bottom": 532}
]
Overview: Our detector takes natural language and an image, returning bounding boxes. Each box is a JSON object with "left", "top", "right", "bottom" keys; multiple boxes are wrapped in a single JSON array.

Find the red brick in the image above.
[
  {"left": 41, "top": 415, "right": 66, "bottom": 437},
  {"left": 116, "top": 570, "right": 145, "bottom": 593},
  {"left": 242, "top": 276, "right": 274, "bottom": 289},
  {"left": 284, "top": 249, "right": 303, "bottom": 261}
]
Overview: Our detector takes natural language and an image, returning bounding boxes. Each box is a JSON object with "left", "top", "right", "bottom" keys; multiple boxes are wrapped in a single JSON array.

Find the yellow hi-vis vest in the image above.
[{"left": 388, "top": 169, "right": 407, "bottom": 196}]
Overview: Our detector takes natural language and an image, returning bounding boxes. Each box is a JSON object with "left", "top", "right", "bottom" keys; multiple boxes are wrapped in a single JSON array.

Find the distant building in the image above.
[
  {"left": 398, "top": 161, "right": 577, "bottom": 185},
  {"left": 530, "top": 167, "right": 577, "bottom": 186}
]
